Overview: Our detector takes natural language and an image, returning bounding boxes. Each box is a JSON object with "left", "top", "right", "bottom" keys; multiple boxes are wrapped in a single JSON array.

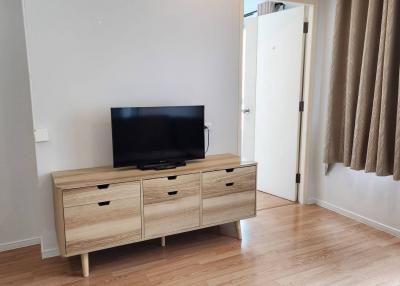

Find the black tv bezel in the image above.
[{"left": 111, "top": 105, "right": 205, "bottom": 168}]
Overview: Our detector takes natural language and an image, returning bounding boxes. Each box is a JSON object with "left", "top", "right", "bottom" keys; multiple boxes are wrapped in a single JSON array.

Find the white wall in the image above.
[
  {"left": 23, "top": 0, "right": 241, "bottom": 257},
  {"left": 0, "top": 0, "right": 40, "bottom": 250},
  {"left": 309, "top": 0, "right": 400, "bottom": 235}
]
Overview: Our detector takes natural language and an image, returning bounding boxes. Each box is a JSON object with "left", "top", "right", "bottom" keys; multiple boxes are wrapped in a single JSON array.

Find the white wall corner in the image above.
[
  {"left": 39, "top": 236, "right": 60, "bottom": 258},
  {"left": 303, "top": 197, "right": 317, "bottom": 205},
  {"left": 313, "top": 198, "right": 400, "bottom": 238},
  {"left": 41, "top": 247, "right": 60, "bottom": 259}
]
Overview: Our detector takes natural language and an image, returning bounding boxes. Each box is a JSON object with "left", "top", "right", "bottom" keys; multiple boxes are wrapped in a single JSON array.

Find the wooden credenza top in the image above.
[{"left": 52, "top": 153, "right": 256, "bottom": 190}]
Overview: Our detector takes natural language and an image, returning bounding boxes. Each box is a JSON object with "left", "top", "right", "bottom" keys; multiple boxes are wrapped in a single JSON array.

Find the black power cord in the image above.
[{"left": 204, "top": 126, "right": 210, "bottom": 154}]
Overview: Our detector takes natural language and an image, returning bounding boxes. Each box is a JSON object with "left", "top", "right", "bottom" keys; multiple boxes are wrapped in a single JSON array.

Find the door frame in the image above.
[{"left": 238, "top": 0, "right": 318, "bottom": 204}]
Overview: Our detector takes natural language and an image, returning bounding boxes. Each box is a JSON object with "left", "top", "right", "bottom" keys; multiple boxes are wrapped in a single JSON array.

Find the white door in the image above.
[
  {"left": 241, "top": 17, "right": 258, "bottom": 161},
  {"left": 254, "top": 7, "right": 305, "bottom": 201}
]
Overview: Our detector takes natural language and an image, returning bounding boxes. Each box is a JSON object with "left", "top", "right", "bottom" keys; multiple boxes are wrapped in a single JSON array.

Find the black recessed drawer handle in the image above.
[
  {"left": 225, "top": 182, "right": 234, "bottom": 187},
  {"left": 168, "top": 176, "right": 177, "bottom": 180},
  {"left": 226, "top": 168, "right": 234, "bottom": 173},
  {"left": 168, "top": 191, "right": 178, "bottom": 195},
  {"left": 98, "top": 201, "right": 110, "bottom": 206},
  {"left": 97, "top": 184, "right": 110, "bottom": 190}
]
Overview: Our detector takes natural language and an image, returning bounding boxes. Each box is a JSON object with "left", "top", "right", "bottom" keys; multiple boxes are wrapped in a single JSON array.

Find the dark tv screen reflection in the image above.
[{"left": 111, "top": 106, "right": 205, "bottom": 167}]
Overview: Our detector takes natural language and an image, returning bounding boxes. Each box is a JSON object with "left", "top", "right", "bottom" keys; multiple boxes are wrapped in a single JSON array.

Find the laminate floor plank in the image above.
[
  {"left": 1, "top": 204, "right": 399, "bottom": 285},
  {"left": 256, "top": 191, "right": 293, "bottom": 211}
]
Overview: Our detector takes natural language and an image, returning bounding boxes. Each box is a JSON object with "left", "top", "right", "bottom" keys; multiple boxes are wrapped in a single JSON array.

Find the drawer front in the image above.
[
  {"left": 202, "top": 191, "right": 255, "bottom": 226},
  {"left": 143, "top": 174, "right": 200, "bottom": 205},
  {"left": 202, "top": 166, "right": 256, "bottom": 199},
  {"left": 144, "top": 195, "right": 200, "bottom": 238},
  {"left": 64, "top": 197, "right": 141, "bottom": 255},
  {"left": 63, "top": 181, "right": 140, "bottom": 207}
]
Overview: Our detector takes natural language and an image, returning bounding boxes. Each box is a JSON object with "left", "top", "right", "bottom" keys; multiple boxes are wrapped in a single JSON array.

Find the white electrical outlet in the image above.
[{"left": 34, "top": 128, "right": 49, "bottom": 143}]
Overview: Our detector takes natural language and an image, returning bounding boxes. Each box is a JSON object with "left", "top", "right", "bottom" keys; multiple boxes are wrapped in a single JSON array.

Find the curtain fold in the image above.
[{"left": 324, "top": 0, "right": 400, "bottom": 180}]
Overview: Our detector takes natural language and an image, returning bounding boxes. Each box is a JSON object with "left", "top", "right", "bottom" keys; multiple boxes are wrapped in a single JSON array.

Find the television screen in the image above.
[{"left": 111, "top": 106, "right": 205, "bottom": 168}]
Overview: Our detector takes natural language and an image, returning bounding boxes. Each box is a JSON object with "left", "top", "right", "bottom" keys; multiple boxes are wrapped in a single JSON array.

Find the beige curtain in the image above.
[{"left": 324, "top": 0, "right": 400, "bottom": 180}]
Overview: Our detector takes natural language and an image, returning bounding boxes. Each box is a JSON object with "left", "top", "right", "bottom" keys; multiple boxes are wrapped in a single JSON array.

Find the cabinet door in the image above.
[
  {"left": 143, "top": 174, "right": 200, "bottom": 238},
  {"left": 64, "top": 197, "right": 141, "bottom": 255},
  {"left": 202, "top": 167, "right": 256, "bottom": 226},
  {"left": 202, "top": 191, "right": 255, "bottom": 226}
]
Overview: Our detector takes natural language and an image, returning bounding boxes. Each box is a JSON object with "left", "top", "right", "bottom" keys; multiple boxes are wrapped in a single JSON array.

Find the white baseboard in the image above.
[
  {"left": 303, "top": 197, "right": 317, "bottom": 204},
  {"left": 0, "top": 236, "right": 41, "bottom": 252},
  {"left": 0, "top": 236, "right": 60, "bottom": 259},
  {"left": 41, "top": 247, "right": 59, "bottom": 259},
  {"left": 313, "top": 198, "right": 400, "bottom": 238}
]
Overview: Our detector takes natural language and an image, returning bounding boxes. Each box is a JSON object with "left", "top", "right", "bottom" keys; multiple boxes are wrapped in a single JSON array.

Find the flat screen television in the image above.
[{"left": 111, "top": 105, "right": 205, "bottom": 169}]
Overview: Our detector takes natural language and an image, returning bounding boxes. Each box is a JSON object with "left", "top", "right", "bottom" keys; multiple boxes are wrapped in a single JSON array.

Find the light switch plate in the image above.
[{"left": 34, "top": 128, "right": 49, "bottom": 143}]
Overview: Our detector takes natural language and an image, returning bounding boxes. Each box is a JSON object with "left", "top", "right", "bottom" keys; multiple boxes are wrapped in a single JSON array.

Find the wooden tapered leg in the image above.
[
  {"left": 161, "top": 236, "right": 166, "bottom": 247},
  {"left": 81, "top": 253, "right": 89, "bottom": 277},
  {"left": 235, "top": 221, "right": 242, "bottom": 240}
]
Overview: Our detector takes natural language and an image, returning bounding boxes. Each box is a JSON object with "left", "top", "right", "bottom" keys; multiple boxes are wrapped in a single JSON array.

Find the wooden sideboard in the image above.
[{"left": 52, "top": 154, "right": 257, "bottom": 277}]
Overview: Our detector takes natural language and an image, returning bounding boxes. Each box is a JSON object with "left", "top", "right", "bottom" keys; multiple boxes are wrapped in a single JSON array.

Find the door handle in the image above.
[{"left": 242, "top": 108, "right": 250, "bottom": 114}]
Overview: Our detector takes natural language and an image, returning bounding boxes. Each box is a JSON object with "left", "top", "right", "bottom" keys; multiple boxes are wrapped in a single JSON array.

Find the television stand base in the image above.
[{"left": 138, "top": 161, "right": 186, "bottom": 171}]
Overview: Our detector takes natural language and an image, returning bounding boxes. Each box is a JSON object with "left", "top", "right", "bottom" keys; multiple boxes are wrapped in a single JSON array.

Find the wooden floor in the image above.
[
  {"left": 1, "top": 204, "right": 400, "bottom": 285},
  {"left": 256, "top": 191, "right": 294, "bottom": 211}
]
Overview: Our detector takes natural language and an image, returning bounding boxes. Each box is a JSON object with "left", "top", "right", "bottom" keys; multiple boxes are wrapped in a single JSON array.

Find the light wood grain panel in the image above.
[
  {"left": 53, "top": 154, "right": 256, "bottom": 190},
  {"left": 64, "top": 198, "right": 141, "bottom": 255},
  {"left": 202, "top": 166, "right": 256, "bottom": 199},
  {"left": 144, "top": 195, "right": 200, "bottom": 238},
  {"left": 143, "top": 174, "right": 200, "bottom": 205},
  {"left": 63, "top": 182, "right": 140, "bottom": 207},
  {"left": 53, "top": 186, "right": 66, "bottom": 256},
  {"left": 202, "top": 191, "right": 255, "bottom": 226}
]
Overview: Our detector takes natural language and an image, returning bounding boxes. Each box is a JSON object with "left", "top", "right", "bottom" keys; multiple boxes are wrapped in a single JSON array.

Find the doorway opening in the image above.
[{"left": 240, "top": 0, "right": 316, "bottom": 204}]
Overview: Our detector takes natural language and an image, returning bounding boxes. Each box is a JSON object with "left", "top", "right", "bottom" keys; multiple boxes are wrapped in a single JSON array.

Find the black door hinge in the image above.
[
  {"left": 296, "top": 173, "right": 301, "bottom": 184},
  {"left": 303, "top": 22, "right": 309, "bottom": 34},
  {"left": 299, "top": 101, "right": 304, "bottom": 112}
]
